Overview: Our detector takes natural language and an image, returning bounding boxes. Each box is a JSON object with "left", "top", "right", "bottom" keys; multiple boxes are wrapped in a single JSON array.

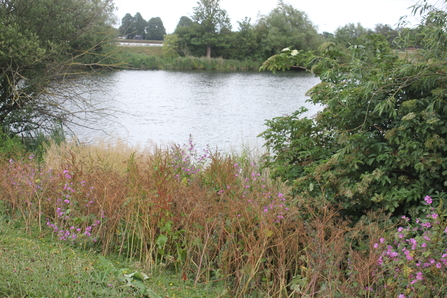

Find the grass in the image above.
[
  {"left": 1, "top": 136, "right": 446, "bottom": 297},
  {"left": 117, "top": 45, "right": 164, "bottom": 56},
  {"left": 0, "top": 213, "right": 227, "bottom": 297},
  {"left": 113, "top": 45, "right": 262, "bottom": 70}
]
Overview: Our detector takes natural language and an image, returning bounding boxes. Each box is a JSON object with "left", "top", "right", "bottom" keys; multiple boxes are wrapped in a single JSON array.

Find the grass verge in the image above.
[{"left": 0, "top": 213, "right": 227, "bottom": 298}]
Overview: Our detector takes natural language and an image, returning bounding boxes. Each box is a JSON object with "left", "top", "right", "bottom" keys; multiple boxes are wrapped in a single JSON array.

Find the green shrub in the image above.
[{"left": 260, "top": 34, "right": 447, "bottom": 219}]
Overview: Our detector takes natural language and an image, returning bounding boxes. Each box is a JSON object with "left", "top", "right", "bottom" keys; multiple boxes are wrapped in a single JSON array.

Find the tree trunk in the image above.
[{"left": 206, "top": 45, "right": 211, "bottom": 58}]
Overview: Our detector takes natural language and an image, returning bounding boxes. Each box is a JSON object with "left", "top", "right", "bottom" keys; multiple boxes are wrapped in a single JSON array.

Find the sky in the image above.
[{"left": 112, "top": 0, "right": 421, "bottom": 34}]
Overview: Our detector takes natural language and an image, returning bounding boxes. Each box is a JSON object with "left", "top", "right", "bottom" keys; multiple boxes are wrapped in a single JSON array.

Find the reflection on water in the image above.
[{"left": 68, "top": 70, "right": 321, "bottom": 151}]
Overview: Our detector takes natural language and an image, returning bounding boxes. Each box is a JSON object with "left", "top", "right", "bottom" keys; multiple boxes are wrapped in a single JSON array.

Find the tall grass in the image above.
[{"left": 1, "top": 138, "right": 446, "bottom": 297}]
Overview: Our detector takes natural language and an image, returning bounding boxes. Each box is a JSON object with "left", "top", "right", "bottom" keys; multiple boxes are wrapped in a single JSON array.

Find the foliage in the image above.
[
  {"left": 191, "top": 0, "right": 232, "bottom": 58},
  {"left": 176, "top": 16, "right": 194, "bottom": 29},
  {"left": 334, "top": 22, "right": 369, "bottom": 48},
  {"left": 374, "top": 23, "right": 400, "bottom": 46},
  {"left": 119, "top": 13, "right": 136, "bottom": 38},
  {"left": 0, "top": 0, "right": 118, "bottom": 135},
  {"left": 3, "top": 136, "right": 447, "bottom": 296},
  {"left": 255, "top": 1, "right": 324, "bottom": 58},
  {"left": 117, "top": 52, "right": 261, "bottom": 70},
  {"left": 214, "top": 18, "right": 264, "bottom": 61},
  {"left": 0, "top": 217, "right": 226, "bottom": 298},
  {"left": 373, "top": 196, "right": 447, "bottom": 297},
  {"left": 163, "top": 34, "right": 181, "bottom": 59},
  {"left": 132, "top": 12, "right": 148, "bottom": 39},
  {"left": 146, "top": 17, "right": 167, "bottom": 41},
  {"left": 259, "top": 2, "right": 447, "bottom": 218}
]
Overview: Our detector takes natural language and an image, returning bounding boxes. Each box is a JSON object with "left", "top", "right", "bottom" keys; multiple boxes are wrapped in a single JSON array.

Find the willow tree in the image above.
[
  {"left": 260, "top": 0, "right": 447, "bottom": 218},
  {"left": 255, "top": 1, "right": 323, "bottom": 58},
  {"left": 0, "top": 0, "right": 118, "bottom": 135},
  {"left": 192, "top": 0, "right": 232, "bottom": 58}
]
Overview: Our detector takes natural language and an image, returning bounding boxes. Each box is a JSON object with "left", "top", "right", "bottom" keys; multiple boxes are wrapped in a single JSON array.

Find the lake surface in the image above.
[{"left": 69, "top": 70, "right": 321, "bottom": 151}]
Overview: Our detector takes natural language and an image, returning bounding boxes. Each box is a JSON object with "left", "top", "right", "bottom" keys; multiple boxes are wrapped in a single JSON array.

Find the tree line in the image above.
[
  {"left": 119, "top": 12, "right": 166, "bottom": 40},
  {"left": 120, "top": 0, "right": 420, "bottom": 61}
]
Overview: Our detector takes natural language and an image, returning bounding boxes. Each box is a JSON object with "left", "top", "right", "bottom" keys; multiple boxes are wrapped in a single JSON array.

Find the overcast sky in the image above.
[{"left": 112, "top": 0, "right": 421, "bottom": 34}]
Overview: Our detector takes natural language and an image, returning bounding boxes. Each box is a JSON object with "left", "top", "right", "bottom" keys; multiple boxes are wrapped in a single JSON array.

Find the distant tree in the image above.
[
  {"left": 146, "top": 17, "right": 166, "bottom": 40},
  {"left": 322, "top": 31, "right": 336, "bottom": 42},
  {"left": 192, "top": 0, "right": 232, "bottom": 58},
  {"left": 176, "top": 16, "right": 194, "bottom": 30},
  {"left": 374, "top": 24, "right": 399, "bottom": 46},
  {"left": 334, "top": 22, "right": 368, "bottom": 48},
  {"left": 119, "top": 13, "right": 135, "bottom": 38},
  {"left": 223, "top": 17, "right": 262, "bottom": 60},
  {"left": 255, "top": 1, "right": 323, "bottom": 58},
  {"left": 119, "top": 12, "right": 147, "bottom": 39},
  {"left": 174, "top": 23, "right": 207, "bottom": 57},
  {"left": 133, "top": 12, "right": 147, "bottom": 39}
]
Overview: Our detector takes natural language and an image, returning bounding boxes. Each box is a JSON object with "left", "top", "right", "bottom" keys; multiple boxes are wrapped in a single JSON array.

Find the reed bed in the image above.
[{"left": 1, "top": 138, "right": 446, "bottom": 297}]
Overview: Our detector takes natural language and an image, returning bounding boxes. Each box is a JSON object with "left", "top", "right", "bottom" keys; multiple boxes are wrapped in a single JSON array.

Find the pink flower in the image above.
[
  {"left": 424, "top": 196, "right": 433, "bottom": 204},
  {"left": 421, "top": 222, "right": 431, "bottom": 228}
]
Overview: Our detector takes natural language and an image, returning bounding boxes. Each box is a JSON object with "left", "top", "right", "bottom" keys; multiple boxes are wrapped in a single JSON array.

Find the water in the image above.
[{"left": 68, "top": 70, "right": 321, "bottom": 151}]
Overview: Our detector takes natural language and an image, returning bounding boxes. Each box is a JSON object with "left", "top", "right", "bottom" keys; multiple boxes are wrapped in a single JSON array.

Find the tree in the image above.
[
  {"left": 374, "top": 24, "right": 399, "bottom": 46},
  {"left": 259, "top": 1, "right": 447, "bottom": 219},
  {"left": 119, "top": 12, "right": 148, "bottom": 39},
  {"left": 119, "top": 13, "right": 135, "bottom": 38},
  {"left": 176, "top": 16, "right": 194, "bottom": 30},
  {"left": 191, "top": 0, "right": 232, "bottom": 58},
  {"left": 146, "top": 17, "right": 166, "bottom": 40},
  {"left": 133, "top": 12, "right": 147, "bottom": 39},
  {"left": 216, "top": 17, "right": 262, "bottom": 60},
  {"left": 334, "top": 22, "right": 369, "bottom": 48},
  {"left": 0, "top": 0, "right": 117, "bottom": 135},
  {"left": 174, "top": 23, "right": 204, "bottom": 56},
  {"left": 255, "top": 1, "right": 323, "bottom": 59}
]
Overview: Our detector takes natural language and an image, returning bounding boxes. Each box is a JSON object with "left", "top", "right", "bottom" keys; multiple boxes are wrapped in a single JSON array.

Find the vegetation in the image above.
[
  {"left": 119, "top": 13, "right": 167, "bottom": 41},
  {"left": 116, "top": 53, "right": 262, "bottom": 70},
  {"left": 254, "top": 1, "right": 323, "bottom": 58},
  {"left": 1, "top": 134, "right": 446, "bottom": 297},
  {"left": 0, "top": 0, "right": 118, "bottom": 135},
  {"left": 2, "top": 0, "right": 447, "bottom": 297},
  {"left": 146, "top": 17, "right": 167, "bottom": 40},
  {"left": 259, "top": 0, "right": 447, "bottom": 219},
  {"left": 0, "top": 213, "right": 226, "bottom": 297},
  {"left": 191, "top": 0, "right": 232, "bottom": 58},
  {"left": 118, "top": 1, "right": 410, "bottom": 63}
]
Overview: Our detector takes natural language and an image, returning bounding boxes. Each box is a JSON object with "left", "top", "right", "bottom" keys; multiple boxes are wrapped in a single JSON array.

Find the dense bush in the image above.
[{"left": 259, "top": 3, "right": 447, "bottom": 218}]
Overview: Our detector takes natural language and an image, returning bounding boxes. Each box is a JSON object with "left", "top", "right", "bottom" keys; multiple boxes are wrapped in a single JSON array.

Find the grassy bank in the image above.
[
  {"left": 1, "top": 137, "right": 446, "bottom": 297},
  {"left": 117, "top": 53, "right": 262, "bottom": 71},
  {"left": 115, "top": 45, "right": 262, "bottom": 71},
  {"left": 0, "top": 217, "right": 226, "bottom": 297}
]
